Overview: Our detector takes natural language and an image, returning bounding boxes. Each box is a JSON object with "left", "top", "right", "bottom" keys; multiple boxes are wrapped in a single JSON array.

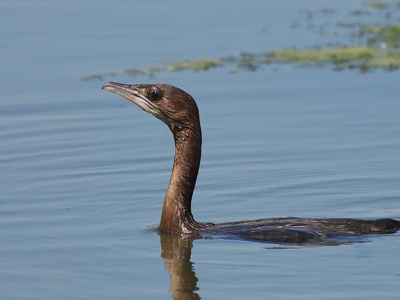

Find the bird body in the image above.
[{"left": 102, "top": 82, "right": 400, "bottom": 243}]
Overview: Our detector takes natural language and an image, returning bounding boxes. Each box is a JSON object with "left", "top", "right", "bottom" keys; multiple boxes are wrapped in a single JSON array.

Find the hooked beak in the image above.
[{"left": 102, "top": 82, "right": 153, "bottom": 113}]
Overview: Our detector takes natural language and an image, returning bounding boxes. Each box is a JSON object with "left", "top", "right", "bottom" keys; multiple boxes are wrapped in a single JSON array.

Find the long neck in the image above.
[{"left": 160, "top": 123, "right": 202, "bottom": 235}]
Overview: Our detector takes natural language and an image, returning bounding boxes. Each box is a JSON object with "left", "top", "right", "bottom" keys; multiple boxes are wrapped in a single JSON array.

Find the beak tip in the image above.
[{"left": 101, "top": 82, "right": 109, "bottom": 90}]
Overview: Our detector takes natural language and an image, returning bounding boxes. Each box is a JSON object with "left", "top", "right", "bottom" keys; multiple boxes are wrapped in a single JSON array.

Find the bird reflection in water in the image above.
[{"left": 160, "top": 234, "right": 200, "bottom": 300}]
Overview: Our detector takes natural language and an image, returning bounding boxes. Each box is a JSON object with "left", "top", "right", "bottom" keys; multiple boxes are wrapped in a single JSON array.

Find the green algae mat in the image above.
[{"left": 83, "top": 2, "right": 400, "bottom": 80}]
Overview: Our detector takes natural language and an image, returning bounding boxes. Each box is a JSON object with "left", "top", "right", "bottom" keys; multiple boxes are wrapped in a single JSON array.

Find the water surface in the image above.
[{"left": 1, "top": 1, "right": 400, "bottom": 299}]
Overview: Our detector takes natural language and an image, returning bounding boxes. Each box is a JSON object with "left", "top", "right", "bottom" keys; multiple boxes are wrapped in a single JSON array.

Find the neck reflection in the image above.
[{"left": 160, "top": 234, "right": 200, "bottom": 300}]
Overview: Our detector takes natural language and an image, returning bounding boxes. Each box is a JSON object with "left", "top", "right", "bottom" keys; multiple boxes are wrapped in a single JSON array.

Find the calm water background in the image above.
[{"left": 1, "top": 0, "right": 400, "bottom": 299}]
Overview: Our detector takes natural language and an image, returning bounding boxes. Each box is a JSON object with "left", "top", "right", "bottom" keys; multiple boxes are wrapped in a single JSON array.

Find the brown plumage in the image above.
[{"left": 102, "top": 82, "right": 400, "bottom": 243}]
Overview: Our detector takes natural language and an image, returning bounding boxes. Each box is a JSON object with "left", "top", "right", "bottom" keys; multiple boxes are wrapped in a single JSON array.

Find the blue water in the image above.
[{"left": 1, "top": 0, "right": 400, "bottom": 299}]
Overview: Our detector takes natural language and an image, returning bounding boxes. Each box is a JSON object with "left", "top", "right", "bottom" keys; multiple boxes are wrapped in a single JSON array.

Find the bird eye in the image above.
[{"left": 149, "top": 89, "right": 162, "bottom": 101}]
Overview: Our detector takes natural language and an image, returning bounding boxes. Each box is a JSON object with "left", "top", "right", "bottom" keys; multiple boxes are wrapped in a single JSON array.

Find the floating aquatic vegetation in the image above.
[
  {"left": 363, "top": 24, "right": 400, "bottom": 48},
  {"left": 368, "top": 2, "right": 388, "bottom": 10},
  {"left": 81, "top": 60, "right": 223, "bottom": 81},
  {"left": 81, "top": 46, "right": 400, "bottom": 81},
  {"left": 82, "top": 1, "right": 400, "bottom": 81}
]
